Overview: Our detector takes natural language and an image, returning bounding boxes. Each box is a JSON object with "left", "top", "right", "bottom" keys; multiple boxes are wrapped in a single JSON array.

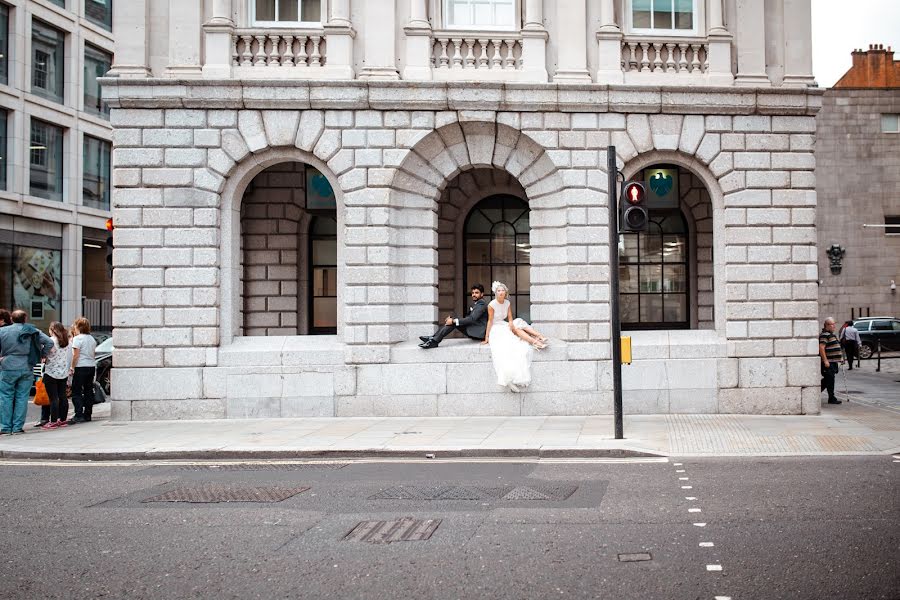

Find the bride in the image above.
[{"left": 482, "top": 281, "right": 538, "bottom": 393}]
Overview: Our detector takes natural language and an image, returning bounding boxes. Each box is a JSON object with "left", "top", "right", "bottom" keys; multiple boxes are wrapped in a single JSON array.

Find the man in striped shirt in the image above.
[{"left": 819, "top": 317, "right": 844, "bottom": 405}]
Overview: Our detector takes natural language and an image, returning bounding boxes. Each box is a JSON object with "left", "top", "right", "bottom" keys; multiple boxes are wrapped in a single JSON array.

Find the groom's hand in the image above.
[{"left": 445, "top": 317, "right": 453, "bottom": 326}]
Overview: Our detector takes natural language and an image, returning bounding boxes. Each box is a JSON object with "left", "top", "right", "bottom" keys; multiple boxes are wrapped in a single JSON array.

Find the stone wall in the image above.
[
  {"left": 106, "top": 81, "right": 823, "bottom": 419},
  {"left": 816, "top": 89, "right": 900, "bottom": 321}
]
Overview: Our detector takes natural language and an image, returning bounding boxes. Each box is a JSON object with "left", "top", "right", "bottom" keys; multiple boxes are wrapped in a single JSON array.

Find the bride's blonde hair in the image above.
[{"left": 491, "top": 281, "right": 508, "bottom": 294}]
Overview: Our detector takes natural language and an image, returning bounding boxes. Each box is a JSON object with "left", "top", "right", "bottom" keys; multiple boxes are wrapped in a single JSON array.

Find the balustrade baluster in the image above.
[
  {"left": 241, "top": 35, "right": 254, "bottom": 66},
  {"left": 232, "top": 36, "right": 240, "bottom": 66},
  {"left": 310, "top": 36, "right": 322, "bottom": 66},
  {"left": 490, "top": 39, "right": 502, "bottom": 69},
  {"left": 504, "top": 41, "right": 517, "bottom": 69},
  {"left": 464, "top": 38, "right": 476, "bottom": 67},
  {"left": 690, "top": 44, "right": 701, "bottom": 72},
  {"left": 268, "top": 35, "right": 281, "bottom": 66},
  {"left": 438, "top": 39, "right": 450, "bottom": 68},
  {"left": 451, "top": 39, "right": 463, "bottom": 68},
  {"left": 253, "top": 35, "right": 267, "bottom": 65},
  {"left": 297, "top": 35, "right": 309, "bottom": 66},
  {"left": 477, "top": 39, "right": 489, "bottom": 68},
  {"left": 651, "top": 43, "right": 663, "bottom": 71},
  {"left": 282, "top": 35, "right": 295, "bottom": 66},
  {"left": 665, "top": 43, "right": 675, "bottom": 72},
  {"left": 677, "top": 43, "right": 688, "bottom": 72},
  {"left": 702, "top": 46, "right": 709, "bottom": 73},
  {"left": 639, "top": 42, "right": 650, "bottom": 72},
  {"left": 628, "top": 43, "right": 637, "bottom": 71}
]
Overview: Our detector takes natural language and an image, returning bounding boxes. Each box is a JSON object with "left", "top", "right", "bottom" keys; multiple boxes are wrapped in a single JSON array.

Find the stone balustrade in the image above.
[
  {"left": 232, "top": 29, "right": 327, "bottom": 73},
  {"left": 621, "top": 38, "right": 710, "bottom": 80},
  {"left": 430, "top": 31, "right": 526, "bottom": 81}
]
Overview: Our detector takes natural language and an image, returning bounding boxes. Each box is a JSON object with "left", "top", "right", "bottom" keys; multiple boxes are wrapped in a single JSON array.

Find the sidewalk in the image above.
[{"left": 1, "top": 395, "right": 898, "bottom": 459}]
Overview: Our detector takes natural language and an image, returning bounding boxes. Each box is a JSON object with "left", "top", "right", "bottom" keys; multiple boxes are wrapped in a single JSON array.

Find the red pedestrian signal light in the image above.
[
  {"left": 619, "top": 181, "right": 648, "bottom": 232},
  {"left": 105, "top": 217, "right": 114, "bottom": 232}
]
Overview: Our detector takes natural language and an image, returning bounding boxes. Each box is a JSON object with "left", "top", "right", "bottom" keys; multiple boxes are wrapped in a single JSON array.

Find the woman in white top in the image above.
[
  {"left": 482, "top": 281, "right": 535, "bottom": 393},
  {"left": 42, "top": 321, "right": 72, "bottom": 429},
  {"left": 70, "top": 317, "right": 97, "bottom": 423}
]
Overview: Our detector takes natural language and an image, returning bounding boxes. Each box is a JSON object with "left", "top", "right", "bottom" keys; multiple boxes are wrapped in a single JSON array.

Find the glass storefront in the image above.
[{"left": 0, "top": 241, "right": 62, "bottom": 333}]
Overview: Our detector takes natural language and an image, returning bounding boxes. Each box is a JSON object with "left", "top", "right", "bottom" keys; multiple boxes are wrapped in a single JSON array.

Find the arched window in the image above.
[
  {"left": 619, "top": 210, "right": 688, "bottom": 329},
  {"left": 309, "top": 215, "right": 337, "bottom": 334},
  {"left": 463, "top": 195, "right": 530, "bottom": 321}
]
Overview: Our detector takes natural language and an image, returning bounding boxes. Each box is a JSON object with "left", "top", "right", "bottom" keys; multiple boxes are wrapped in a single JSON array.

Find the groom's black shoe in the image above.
[
  {"left": 419, "top": 339, "right": 438, "bottom": 349},
  {"left": 419, "top": 336, "right": 432, "bottom": 343}
]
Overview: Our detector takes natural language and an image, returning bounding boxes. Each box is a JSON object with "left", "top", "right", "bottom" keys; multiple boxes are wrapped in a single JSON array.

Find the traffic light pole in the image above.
[{"left": 607, "top": 146, "right": 624, "bottom": 440}]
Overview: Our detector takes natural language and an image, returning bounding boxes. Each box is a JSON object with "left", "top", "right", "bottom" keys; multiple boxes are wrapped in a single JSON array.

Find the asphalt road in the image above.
[{"left": 0, "top": 456, "right": 896, "bottom": 600}]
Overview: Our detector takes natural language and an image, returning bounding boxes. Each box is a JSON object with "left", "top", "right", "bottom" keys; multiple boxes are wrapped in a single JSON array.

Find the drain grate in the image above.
[
  {"left": 618, "top": 552, "right": 652, "bottom": 562},
  {"left": 142, "top": 484, "right": 310, "bottom": 503},
  {"left": 369, "top": 484, "right": 578, "bottom": 501},
  {"left": 170, "top": 462, "right": 347, "bottom": 471},
  {"left": 344, "top": 517, "right": 441, "bottom": 543}
]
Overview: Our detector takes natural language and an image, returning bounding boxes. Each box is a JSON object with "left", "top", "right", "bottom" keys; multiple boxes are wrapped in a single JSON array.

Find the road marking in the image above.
[
  {"left": 693, "top": 522, "right": 706, "bottom": 527},
  {"left": 689, "top": 508, "right": 702, "bottom": 513},
  {"left": 707, "top": 565, "right": 723, "bottom": 571},
  {"left": 679, "top": 477, "right": 689, "bottom": 480},
  {"left": 715, "top": 596, "right": 732, "bottom": 600},
  {"left": 673, "top": 462, "right": 683, "bottom": 466},
  {"left": 699, "top": 542, "right": 714, "bottom": 547},
  {"left": 676, "top": 469, "right": 686, "bottom": 473},
  {"left": 685, "top": 496, "right": 697, "bottom": 500},
  {"left": 681, "top": 485, "right": 693, "bottom": 489}
]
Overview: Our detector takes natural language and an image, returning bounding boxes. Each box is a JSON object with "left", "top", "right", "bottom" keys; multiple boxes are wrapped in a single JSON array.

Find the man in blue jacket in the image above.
[{"left": 0, "top": 310, "right": 53, "bottom": 434}]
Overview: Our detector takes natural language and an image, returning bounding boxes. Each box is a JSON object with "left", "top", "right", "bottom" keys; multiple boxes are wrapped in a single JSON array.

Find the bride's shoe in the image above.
[
  {"left": 532, "top": 341, "right": 546, "bottom": 350},
  {"left": 507, "top": 382, "right": 520, "bottom": 393}
]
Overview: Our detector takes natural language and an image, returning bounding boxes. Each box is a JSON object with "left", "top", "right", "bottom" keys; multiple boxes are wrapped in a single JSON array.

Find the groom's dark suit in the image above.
[{"left": 425, "top": 298, "right": 489, "bottom": 346}]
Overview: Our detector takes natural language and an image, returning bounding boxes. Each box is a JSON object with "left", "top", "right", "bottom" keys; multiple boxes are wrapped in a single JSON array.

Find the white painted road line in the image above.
[
  {"left": 682, "top": 485, "right": 693, "bottom": 489},
  {"left": 699, "top": 542, "right": 715, "bottom": 547},
  {"left": 693, "top": 522, "right": 707, "bottom": 527},
  {"left": 689, "top": 508, "right": 702, "bottom": 513},
  {"left": 686, "top": 496, "right": 697, "bottom": 500},
  {"left": 679, "top": 477, "right": 689, "bottom": 480},
  {"left": 715, "top": 596, "right": 732, "bottom": 600},
  {"left": 707, "top": 565, "right": 723, "bottom": 571},
  {"left": 674, "top": 462, "right": 683, "bottom": 466},
  {"left": 676, "top": 469, "right": 686, "bottom": 473}
]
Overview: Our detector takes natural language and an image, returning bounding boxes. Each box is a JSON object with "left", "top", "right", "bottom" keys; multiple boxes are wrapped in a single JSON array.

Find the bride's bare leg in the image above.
[
  {"left": 521, "top": 325, "right": 548, "bottom": 342},
  {"left": 512, "top": 326, "right": 537, "bottom": 345}
]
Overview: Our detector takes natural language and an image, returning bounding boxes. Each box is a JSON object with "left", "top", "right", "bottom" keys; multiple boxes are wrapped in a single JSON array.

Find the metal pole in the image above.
[
  {"left": 876, "top": 339, "right": 881, "bottom": 372},
  {"left": 607, "top": 146, "right": 623, "bottom": 440}
]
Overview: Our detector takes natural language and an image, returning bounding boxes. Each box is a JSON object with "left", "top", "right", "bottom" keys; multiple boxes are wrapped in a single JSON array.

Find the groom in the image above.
[{"left": 419, "top": 284, "right": 488, "bottom": 349}]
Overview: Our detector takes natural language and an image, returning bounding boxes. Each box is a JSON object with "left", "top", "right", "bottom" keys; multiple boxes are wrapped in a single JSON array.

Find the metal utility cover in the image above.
[
  {"left": 502, "top": 485, "right": 579, "bottom": 501},
  {"left": 369, "top": 484, "right": 578, "bottom": 501},
  {"left": 344, "top": 518, "right": 441, "bottom": 543},
  {"left": 142, "top": 485, "right": 310, "bottom": 503},
  {"left": 618, "top": 553, "right": 653, "bottom": 562}
]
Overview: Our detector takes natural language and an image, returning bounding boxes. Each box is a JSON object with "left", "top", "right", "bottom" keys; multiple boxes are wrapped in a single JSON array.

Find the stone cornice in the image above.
[{"left": 99, "top": 79, "right": 824, "bottom": 116}]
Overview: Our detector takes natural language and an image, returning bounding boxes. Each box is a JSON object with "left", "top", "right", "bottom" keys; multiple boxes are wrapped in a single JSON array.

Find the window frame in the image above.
[
  {"left": 308, "top": 214, "right": 337, "bottom": 335},
  {"left": 28, "top": 118, "right": 65, "bottom": 202},
  {"left": 84, "top": 0, "right": 113, "bottom": 32},
  {"left": 250, "top": 0, "right": 324, "bottom": 27},
  {"left": 882, "top": 114, "right": 900, "bottom": 134},
  {"left": 627, "top": 0, "right": 700, "bottom": 37},
  {"left": 619, "top": 209, "right": 690, "bottom": 330},
  {"left": 82, "top": 134, "right": 111, "bottom": 211},
  {"left": 83, "top": 43, "right": 112, "bottom": 117},
  {"left": 0, "top": 3, "right": 9, "bottom": 87},
  {"left": 443, "top": 0, "right": 519, "bottom": 31},
  {"left": 30, "top": 19, "right": 66, "bottom": 105}
]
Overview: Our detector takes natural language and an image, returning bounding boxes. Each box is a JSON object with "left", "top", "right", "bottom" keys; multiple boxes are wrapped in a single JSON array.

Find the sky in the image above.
[{"left": 811, "top": 0, "right": 900, "bottom": 87}]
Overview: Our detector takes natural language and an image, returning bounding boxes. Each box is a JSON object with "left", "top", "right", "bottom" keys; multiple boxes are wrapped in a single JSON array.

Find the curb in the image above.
[{"left": 0, "top": 447, "right": 666, "bottom": 461}]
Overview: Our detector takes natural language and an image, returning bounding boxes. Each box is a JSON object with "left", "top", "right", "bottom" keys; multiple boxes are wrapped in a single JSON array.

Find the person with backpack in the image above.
[{"left": 0, "top": 310, "right": 53, "bottom": 434}]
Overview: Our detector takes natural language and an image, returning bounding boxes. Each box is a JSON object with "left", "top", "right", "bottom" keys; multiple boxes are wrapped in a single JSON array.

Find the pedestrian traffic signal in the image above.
[
  {"left": 105, "top": 218, "right": 113, "bottom": 279},
  {"left": 620, "top": 180, "right": 649, "bottom": 232}
]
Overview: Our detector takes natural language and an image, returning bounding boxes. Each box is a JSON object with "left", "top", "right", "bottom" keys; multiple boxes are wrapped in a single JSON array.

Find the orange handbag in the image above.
[{"left": 33, "top": 379, "right": 50, "bottom": 406}]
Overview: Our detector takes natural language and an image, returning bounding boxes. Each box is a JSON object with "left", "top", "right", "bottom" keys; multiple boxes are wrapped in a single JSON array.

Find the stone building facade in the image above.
[
  {"left": 816, "top": 45, "right": 900, "bottom": 322},
  {"left": 105, "top": 0, "right": 823, "bottom": 420}
]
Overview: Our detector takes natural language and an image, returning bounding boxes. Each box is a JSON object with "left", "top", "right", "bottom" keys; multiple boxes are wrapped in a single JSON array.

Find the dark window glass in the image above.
[
  {"left": 32, "top": 20, "right": 65, "bottom": 104},
  {"left": 85, "top": 0, "right": 112, "bottom": 31},
  {"left": 871, "top": 320, "right": 892, "bottom": 331},
  {"left": 633, "top": 0, "right": 693, "bottom": 30},
  {"left": 309, "top": 214, "right": 337, "bottom": 334},
  {"left": 0, "top": 4, "right": 9, "bottom": 86},
  {"left": 48, "top": 0, "right": 65, "bottom": 6},
  {"left": 885, "top": 216, "right": 900, "bottom": 235},
  {"left": 30, "top": 119, "right": 64, "bottom": 202},
  {"left": 84, "top": 44, "right": 111, "bottom": 117},
  {"left": 255, "top": 0, "right": 320, "bottom": 22},
  {"left": 0, "top": 109, "right": 6, "bottom": 191},
  {"left": 619, "top": 210, "right": 689, "bottom": 329},
  {"left": 83, "top": 135, "right": 110, "bottom": 210},
  {"left": 464, "top": 195, "right": 531, "bottom": 322}
]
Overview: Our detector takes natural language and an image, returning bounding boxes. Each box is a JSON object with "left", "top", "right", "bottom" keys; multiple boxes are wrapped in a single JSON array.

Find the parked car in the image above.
[
  {"left": 95, "top": 336, "right": 113, "bottom": 401},
  {"left": 851, "top": 317, "right": 900, "bottom": 359}
]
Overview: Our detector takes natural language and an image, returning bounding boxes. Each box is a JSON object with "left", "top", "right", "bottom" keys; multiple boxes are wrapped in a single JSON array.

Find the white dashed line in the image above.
[
  {"left": 685, "top": 496, "right": 697, "bottom": 500},
  {"left": 679, "top": 477, "right": 689, "bottom": 480},
  {"left": 699, "top": 542, "right": 715, "bottom": 547},
  {"left": 707, "top": 565, "right": 723, "bottom": 571},
  {"left": 693, "top": 522, "right": 706, "bottom": 527},
  {"left": 689, "top": 508, "right": 702, "bottom": 513},
  {"left": 676, "top": 469, "right": 686, "bottom": 473},
  {"left": 715, "top": 596, "right": 732, "bottom": 600},
  {"left": 681, "top": 485, "right": 693, "bottom": 489},
  {"left": 674, "top": 462, "right": 683, "bottom": 466}
]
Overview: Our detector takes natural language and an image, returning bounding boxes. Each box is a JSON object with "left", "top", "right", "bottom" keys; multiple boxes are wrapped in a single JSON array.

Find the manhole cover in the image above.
[
  {"left": 171, "top": 463, "right": 347, "bottom": 471},
  {"left": 502, "top": 485, "right": 579, "bottom": 501},
  {"left": 618, "top": 552, "right": 652, "bottom": 562},
  {"left": 369, "top": 484, "right": 578, "bottom": 501},
  {"left": 142, "top": 485, "right": 310, "bottom": 503},
  {"left": 344, "top": 517, "right": 441, "bottom": 543}
]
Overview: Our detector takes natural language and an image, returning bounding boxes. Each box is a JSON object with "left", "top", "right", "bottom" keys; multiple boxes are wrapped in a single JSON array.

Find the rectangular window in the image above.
[
  {"left": 446, "top": 0, "right": 515, "bottom": 29},
  {"left": 0, "top": 109, "right": 6, "bottom": 191},
  {"left": 85, "top": 0, "right": 112, "bottom": 31},
  {"left": 0, "top": 4, "right": 9, "bottom": 86},
  {"left": 632, "top": 0, "right": 694, "bottom": 32},
  {"left": 886, "top": 216, "right": 900, "bottom": 235},
  {"left": 31, "top": 20, "right": 65, "bottom": 104},
  {"left": 882, "top": 114, "right": 899, "bottom": 133},
  {"left": 48, "top": 0, "right": 65, "bottom": 7},
  {"left": 253, "top": 0, "right": 321, "bottom": 24},
  {"left": 29, "top": 119, "right": 64, "bottom": 202},
  {"left": 0, "top": 243, "right": 62, "bottom": 334},
  {"left": 83, "top": 135, "right": 111, "bottom": 210},
  {"left": 84, "top": 44, "right": 111, "bottom": 117}
]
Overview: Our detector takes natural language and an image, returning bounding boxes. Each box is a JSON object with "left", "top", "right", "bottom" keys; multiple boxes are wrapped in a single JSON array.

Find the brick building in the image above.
[
  {"left": 816, "top": 44, "right": 900, "bottom": 322},
  {"left": 105, "top": 0, "right": 823, "bottom": 419}
]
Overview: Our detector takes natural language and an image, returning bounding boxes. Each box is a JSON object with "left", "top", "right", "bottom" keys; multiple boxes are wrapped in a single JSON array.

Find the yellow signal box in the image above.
[{"left": 620, "top": 336, "right": 632, "bottom": 365}]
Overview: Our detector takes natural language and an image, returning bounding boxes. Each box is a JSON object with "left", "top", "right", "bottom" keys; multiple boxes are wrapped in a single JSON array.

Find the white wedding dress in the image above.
[{"left": 487, "top": 299, "right": 534, "bottom": 390}]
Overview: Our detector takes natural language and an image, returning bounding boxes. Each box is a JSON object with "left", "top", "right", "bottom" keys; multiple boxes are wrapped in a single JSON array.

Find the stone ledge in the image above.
[{"left": 101, "top": 79, "right": 824, "bottom": 116}]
